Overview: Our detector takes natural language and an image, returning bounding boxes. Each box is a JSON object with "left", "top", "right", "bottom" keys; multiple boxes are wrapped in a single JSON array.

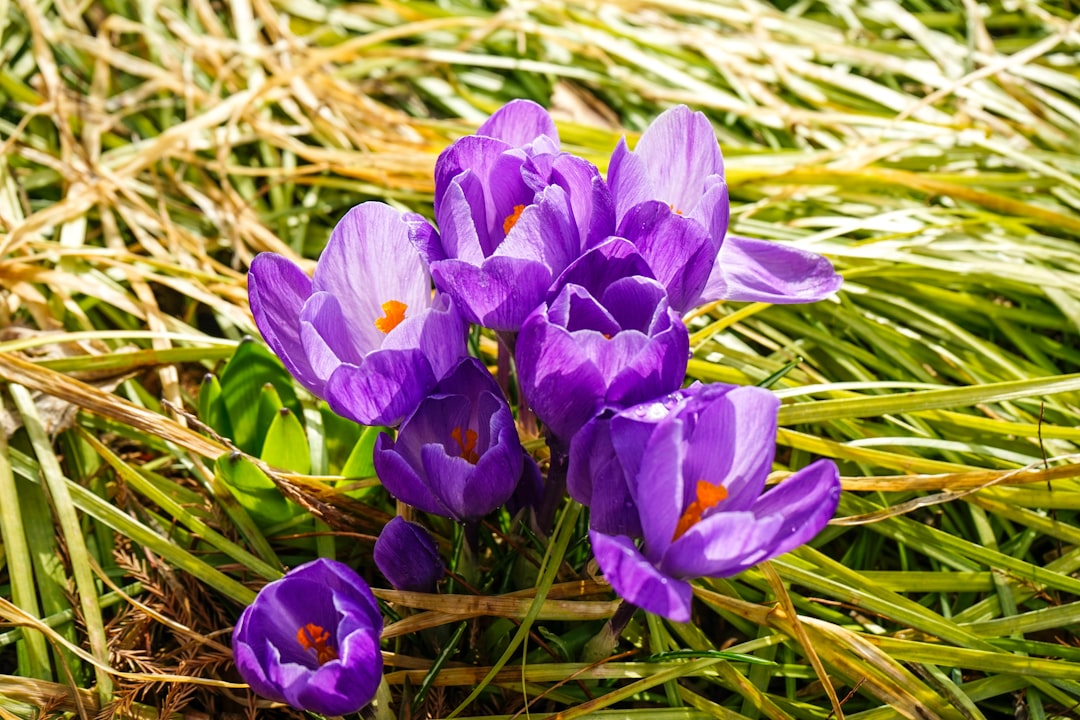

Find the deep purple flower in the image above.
[
  {"left": 374, "top": 517, "right": 444, "bottom": 593},
  {"left": 588, "top": 384, "right": 841, "bottom": 622},
  {"left": 415, "top": 100, "right": 615, "bottom": 331},
  {"left": 608, "top": 105, "right": 842, "bottom": 307},
  {"left": 248, "top": 202, "right": 466, "bottom": 426},
  {"left": 515, "top": 239, "right": 689, "bottom": 440},
  {"left": 232, "top": 558, "right": 383, "bottom": 715},
  {"left": 373, "top": 357, "right": 528, "bottom": 521}
]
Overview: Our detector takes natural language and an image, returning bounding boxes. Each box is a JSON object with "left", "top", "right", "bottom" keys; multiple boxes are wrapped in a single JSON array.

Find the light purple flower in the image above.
[
  {"left": 232, "top": 558, "right": 383, "bottom": 716},
  {"left": 589, "top": 384, "right": 841, "bottom": 622},
  {"left": 248, "top": 202, "right": 466, "bottom": 426},
  {"left": 515, "top": 239, "right": 689, "bottom": 440},
  {"left": 608, "top": 105, "right": 728, "bottom": 239},
  {"left": 373, "top": 357, "right": 529, "bottom": 522},
  {"left": 416, "top": 100, "right": 615, "bottom": 330},
  {"left": 374, "top": 517, "right": 444, "bottom": 593},
  {"left": 609, "top": 105, "right": 842, "bottom": 308}
]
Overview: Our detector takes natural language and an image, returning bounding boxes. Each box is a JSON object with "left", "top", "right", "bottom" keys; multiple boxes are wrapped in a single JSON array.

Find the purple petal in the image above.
[
  {"left": 616, "top": 202, "right": 717, "bottom": 312},
  {"left": 748, "top": 459, "right": 841, "bottom": 556},
  {"left": 660, "top": 510, "right": 774, "bottom": 579},
  {"left": 591, "top": 530, "right": 693, "bottom": 623},
  {"left": 629, "top": 417, "right": 685, "bottom": 559},
  {"left": 632, "top": 105, "right": 724, "bottom": 216},
  {"left": 516, "top": 311, "right": 607, "bottom": 438},
  {"left": 435, "top": 173, "right": 490, "bottom": 263},
  {"left": 698, "top": 235, "right": 843, "bottom": 304},
  {"left": 604, "top": 316, "right": 689, "bottom": 409},
  {"left": 548, "top": 238, "right": 655, "bottom": 303},
  {"left": 486, "top": 151, "right": 535, "bottom": 248},
  {"left": 294, "top": 630, "right": 381, "bottom": 715},
  {"left": 248, "top": 253, "right": 322, "bottom": 394},
  {"left": 497, "top": 183, "right": 582, "bottom": 275},
  {"left": 568, "top": 416, "right": 641, "bottom": 536},
  {"left": 381, "top": 292, "right": 466, "bottom": 380},
  {"left": 314, "top": 203, "right": 430, "bottom": 350},
  {"left": 374, "top": 517, "right": 444, "bottom": 592},
  {"left": 325, "top": 349, "right": 436, "bottom": 426},
  {"left": 431, "top": 256, "right": 552, "bottom": 331},
  {"left": 607, "top": 137, "right": 653, "bottom": 223},
  {"left": 289, "top": 558, "right": 382, "bottom": 624},
  {"left": 553, "top": 286, "right": 620, "bottom": 336},
  {"left": 404, "top": 212, "right": 444, "bottom": 266},
  {"left": 681, "top": 385, "right": 780, "bottom": 511},
  {"left": 477, "top": 99, "right": 559, "bottom": 149},
  {"left": 373, "top": 433, "right": 456, "bottom": 517},
  {"left": 600, "top": 274, "right": 671, "bottom": 334},
  {"left": 299, "top": 293, "right": 364, "bottom": 380},
  {"left": 581, "top": 330, "right": 651, "bottom": 388},
  {"left": 548, "top": 153, "right": 616, "bottom": 247},
  {"left": 434, "top": 135, "right": 512, "bottom": 211},
  {"left": 689, "top": 177, "right": 730, "bottom": 248}
]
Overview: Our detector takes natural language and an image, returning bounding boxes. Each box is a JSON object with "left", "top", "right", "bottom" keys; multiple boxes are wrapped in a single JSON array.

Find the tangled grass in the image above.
[{"left": 2, "top": 0, "right": 1080, "bottom": 717}]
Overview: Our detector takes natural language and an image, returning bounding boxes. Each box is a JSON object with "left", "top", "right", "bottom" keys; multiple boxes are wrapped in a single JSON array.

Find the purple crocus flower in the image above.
[
  {"left": 373, "top": 356, "right": 529, "bottom": 522},
  {"left": 608, "top": 105, "right": 842, "bottom": 308},
  {"left": 588, "top": 384, "right": 841, "bottom": 622},
  {"left": 515, "top": 239, "right": 689, "bottom": 440},
  {"left": 232, "top": 558, "right": 383, "bottom": 715},
  {"left": 414, "top": 100, "right": 615, "bottom": 331},
  {"left": 374, "top": 517, "right": 444, "bottom": 593},
  {"left": 248, "top": 202, "right": 466, "bottom": 426}
]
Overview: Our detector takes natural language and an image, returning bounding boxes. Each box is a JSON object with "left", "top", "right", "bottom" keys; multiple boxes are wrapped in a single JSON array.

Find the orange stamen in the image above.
[
  {"left": 669, "top": 203, "right": 683, "bottom": 215},
  {"left": 450, "top": 426, "right": 480, "bottom": 464},
  {"left": 374, "top": 300, "right": 407, "bottom": 334},
  {"left": 503, "top": 204, "right": 526, "bottom": 235},
  {"left": 672, "top": 481, "right": 728, "bottom": 541},
  {"left": 296, "top": 623, "right": 338, "bottom": 665}
]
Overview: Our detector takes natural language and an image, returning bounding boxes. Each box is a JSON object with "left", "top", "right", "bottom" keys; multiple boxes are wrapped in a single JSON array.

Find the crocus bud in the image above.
[
  {"left": 374, "top": 517, "right": 444, "bottom": 593},
  {"left": 232, "top": 558, "right": 383, "bottom": 715},
  {"left": 373, "top": 357, "right": 526, "bottom": 522}
]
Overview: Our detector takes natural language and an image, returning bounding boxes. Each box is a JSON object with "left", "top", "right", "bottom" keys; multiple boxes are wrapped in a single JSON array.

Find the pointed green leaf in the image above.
[
  {"left": 261, "top": 408, "right": 311, "bottom": 474},
  {"left": 342, "top": 425, "right": 387, "bottom": 478},
  {"left": 219, "top": 338, "right": 302, "bottom": 455}
]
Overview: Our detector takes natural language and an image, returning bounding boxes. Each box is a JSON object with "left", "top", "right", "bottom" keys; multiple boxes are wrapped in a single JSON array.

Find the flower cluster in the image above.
[{"left": 236, "top": 101, "right": 843, "bottom": 713}]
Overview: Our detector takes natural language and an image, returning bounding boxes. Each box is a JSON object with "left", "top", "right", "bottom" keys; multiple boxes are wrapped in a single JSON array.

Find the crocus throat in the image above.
[
  {"left": 450, "top": 426, "right": 480, "bottom": 464},
  {"left": 503, "top": 204, "right": 526, "bottom": 235},
  {"left": 375, "top": 300, "right": 407, "bottom": 334},
  {"left": 672, "top": 481, "right": 728, "bottom": 541},
  {"left": 297, "top": 623, "right": 338, "bottom": 665}
]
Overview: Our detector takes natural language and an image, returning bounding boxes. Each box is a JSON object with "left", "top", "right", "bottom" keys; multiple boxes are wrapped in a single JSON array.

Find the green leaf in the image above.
[
  {"left": 261, "top": 408, "right": 311, "bottom": 474},
  {"left": 219, "top": 338, "right": 302, "bottom": 455},
  {"left": 341, "top": 425, "right": 386, "bottom": 478},
  {"left": 197, "top": 373, "right": 231, "bottom": 439},
  {"left": 214, "top": 453, "right": 298, "bottom": 526},
  {"left": 320, "top": 404, "right": 363, "bottom": 473}
]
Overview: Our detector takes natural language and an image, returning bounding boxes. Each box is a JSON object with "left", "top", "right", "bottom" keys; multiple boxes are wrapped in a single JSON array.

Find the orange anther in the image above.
[
  {"left": 450, "top": 426, "right": 480, "bottom": 464},
  {"left": 672, "top": 481, "right": 728, "bottom": 541},
  {"left": 503, "top": 204, "right": 526, "bottom": 235},
  {"left": 375, "top": 300, "right": 407, "bottom": 334},
  {"left": 296, "top": 623, "right": 338, "bottom": 665}
]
